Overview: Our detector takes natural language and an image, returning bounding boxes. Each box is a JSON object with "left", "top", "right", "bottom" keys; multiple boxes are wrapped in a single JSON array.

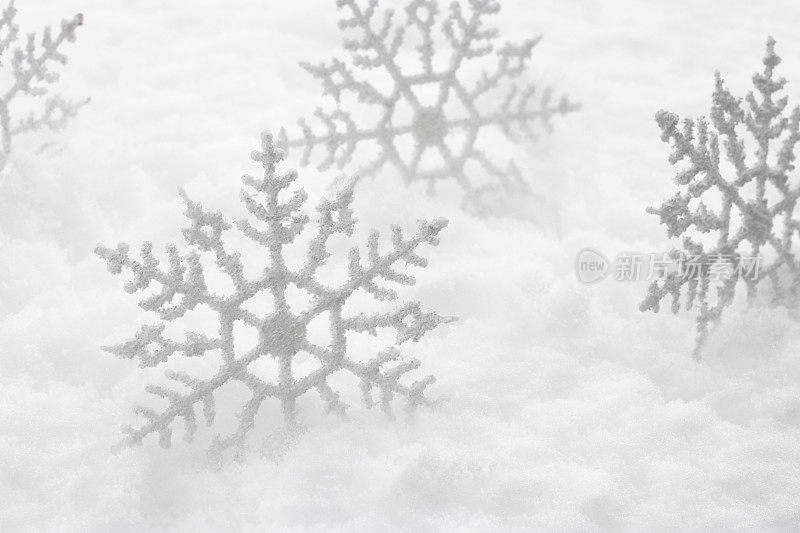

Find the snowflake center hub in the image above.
[
  {"left": 412, "top": 107, "right": 448, "bottom": 146},
  {"left": 262, "top": 309, "right": 307, "bottom": 356}
]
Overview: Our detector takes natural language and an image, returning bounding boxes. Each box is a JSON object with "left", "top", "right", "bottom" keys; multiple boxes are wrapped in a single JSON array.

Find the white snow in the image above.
[{"left": 3, "top": 0, "right": 800, "bottom": 531}]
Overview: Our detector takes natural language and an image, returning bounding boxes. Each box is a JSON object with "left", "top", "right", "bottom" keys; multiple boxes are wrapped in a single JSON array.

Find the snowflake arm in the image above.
[{"left": 0, "top": 2, "right": 85, "bottom": 167}]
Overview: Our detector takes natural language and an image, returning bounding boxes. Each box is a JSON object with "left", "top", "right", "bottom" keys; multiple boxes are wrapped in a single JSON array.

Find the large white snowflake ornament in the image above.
[
  {"left": 641, "top": 38, "right": 800, "bottom": 358},
  {"left": 96, "top": 133, "right": 455, "bottom": 458},
  {"left": 277, "top": 0, "right": 578, "bottom": 213}
]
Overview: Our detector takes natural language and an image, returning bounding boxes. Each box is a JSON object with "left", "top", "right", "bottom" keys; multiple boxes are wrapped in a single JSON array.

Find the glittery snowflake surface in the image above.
[{"left": 96, "top": 133, "right": 455, "bottom": 458}]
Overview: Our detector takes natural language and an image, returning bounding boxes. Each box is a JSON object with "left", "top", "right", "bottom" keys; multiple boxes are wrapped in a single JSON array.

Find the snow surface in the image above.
[{"left": 3, "top": 0, "right": 800, "bottom": 531}]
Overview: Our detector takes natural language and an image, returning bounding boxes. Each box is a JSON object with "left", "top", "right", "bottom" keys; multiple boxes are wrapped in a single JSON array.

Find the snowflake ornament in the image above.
[
  {"left": 277, "top": 0, "right": 578, "bottom": 212},
  {"left": 641, "top": 38, "right": 800, "bottom": 358},
  {"left": 96, "top": 132, "right": 455, "bottom": 458},
  {"left": 0, "top": 1, "right": 86, "bottom": 170}
]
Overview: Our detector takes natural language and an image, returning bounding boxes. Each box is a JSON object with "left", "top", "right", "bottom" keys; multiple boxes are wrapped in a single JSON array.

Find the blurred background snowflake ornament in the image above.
[
  {"left": 96, "top": 132, "right": 456, "bottom": 461},
  {"left": 0, "top": 0, "right": 85, "bottom": 171},
  {"left": 641, "top": 38, "right": 800, "bottom": 358},
  {"left": 276, "top": 0, "right": 578, "bottom": 221}
]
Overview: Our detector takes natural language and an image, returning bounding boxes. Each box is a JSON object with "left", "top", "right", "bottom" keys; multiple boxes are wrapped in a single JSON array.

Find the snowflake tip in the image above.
[
  {"left": 95, "top": 242, "right": 129, "bottom": 275},
  {"left": 655, "top": 109, "right": 679, "bottom": 130},
  {"left": 420, "top": 217, "right": 448, "bottom": 243},
  {"left": 251, "top": 130, "right": 286, "bottom": 164},
  {"left": 763, "top": 36, "right": 780, "bottom": 69},
  {"left": 428, "top": 217, "right": 448, "bottom": 231},
  {"left": 177, "top": 187, "right": 192, "bottom": 205}
]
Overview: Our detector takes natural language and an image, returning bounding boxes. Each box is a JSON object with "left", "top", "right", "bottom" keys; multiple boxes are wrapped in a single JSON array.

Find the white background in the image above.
[{"left": 3, "top": 0, "right": 800, "bottom": 530}]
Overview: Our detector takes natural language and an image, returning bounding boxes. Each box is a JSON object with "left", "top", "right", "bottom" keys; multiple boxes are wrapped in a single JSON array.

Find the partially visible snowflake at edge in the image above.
[
  {"left": 277, "top": 0, "right": 578, "bottom": 216},
  {"left": 0, "top": 0, "right": 86, "bottom": 172},
  {"left": 96, "top": 132, "right": 456, "bottom": 460},
  {"left": 641, "top": 38, "right": 800, "bottom": 358}
]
